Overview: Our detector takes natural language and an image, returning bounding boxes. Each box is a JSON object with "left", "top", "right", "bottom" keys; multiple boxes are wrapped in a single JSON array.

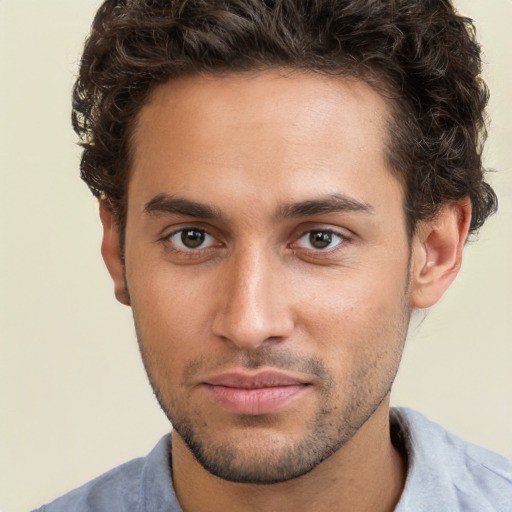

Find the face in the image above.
[{"left": 122, "top": 71, "right": 412, "bottom": 483}]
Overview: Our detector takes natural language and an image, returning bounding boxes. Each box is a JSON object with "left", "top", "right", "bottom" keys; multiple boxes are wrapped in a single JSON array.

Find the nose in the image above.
[{"left": 211, "top": 246, "right": 295, "bottom": 350}]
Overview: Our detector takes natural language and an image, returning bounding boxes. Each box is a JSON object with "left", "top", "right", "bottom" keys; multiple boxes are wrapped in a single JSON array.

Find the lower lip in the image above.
[{"left": 204, "top": 384, "right": 308, "bottom": 415}]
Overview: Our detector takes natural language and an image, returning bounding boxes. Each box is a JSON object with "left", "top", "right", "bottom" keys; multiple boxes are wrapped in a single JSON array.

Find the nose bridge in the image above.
[{"left": 212, "top": 243, "right": 293, "bottom": 349}]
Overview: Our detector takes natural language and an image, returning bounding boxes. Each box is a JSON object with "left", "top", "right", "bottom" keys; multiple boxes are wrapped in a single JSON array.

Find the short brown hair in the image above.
[{"left": 73, "top": 0, "right": 497, "bottom": 244}]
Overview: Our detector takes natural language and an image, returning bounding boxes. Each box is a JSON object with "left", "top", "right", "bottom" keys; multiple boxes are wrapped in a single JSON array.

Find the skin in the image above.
[{"left": 100, "top": 70, "right": 471, "bottom": 512}]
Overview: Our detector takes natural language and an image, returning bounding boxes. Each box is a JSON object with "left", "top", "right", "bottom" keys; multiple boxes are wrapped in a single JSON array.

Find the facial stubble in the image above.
[{"left": 133, "top": 294, "right": 411, "bottom": 485}]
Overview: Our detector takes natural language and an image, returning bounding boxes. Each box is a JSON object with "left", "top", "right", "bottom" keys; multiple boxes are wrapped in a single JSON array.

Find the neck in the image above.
[{"left": 171, "top": 401, "right": 406, "bottom": 512}]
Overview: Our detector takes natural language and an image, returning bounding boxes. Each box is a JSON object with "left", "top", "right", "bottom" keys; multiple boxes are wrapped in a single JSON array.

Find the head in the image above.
[
  {"left": 74, "top": 0, "right": 496, "bottom": 250},
  {"left": 75, "top": 0, "right": 497, "bottom": 484}
]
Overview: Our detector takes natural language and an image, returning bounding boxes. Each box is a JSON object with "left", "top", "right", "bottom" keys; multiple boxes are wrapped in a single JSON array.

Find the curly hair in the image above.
[{"left": 73, "top": 0, "right": 497, "bottom": 244}]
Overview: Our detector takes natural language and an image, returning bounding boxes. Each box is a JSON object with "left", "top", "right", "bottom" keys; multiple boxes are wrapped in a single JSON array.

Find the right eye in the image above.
[{"left": 166, "top": 228, "right": 217, "bottom": 251}]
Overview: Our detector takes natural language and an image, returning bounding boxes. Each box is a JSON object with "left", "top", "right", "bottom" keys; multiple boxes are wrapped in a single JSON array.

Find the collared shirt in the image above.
[
  {"left": 33, "top": 408, "right": 512, "bottom": 511},
  {"left": 392, "top": 408, "right": 512, "bottom": 511}
]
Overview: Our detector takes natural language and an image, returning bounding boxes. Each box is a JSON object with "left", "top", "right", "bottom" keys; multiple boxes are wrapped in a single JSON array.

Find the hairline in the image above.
[{"left": 111, "top": 65, "right": 414, "bottom": 258}]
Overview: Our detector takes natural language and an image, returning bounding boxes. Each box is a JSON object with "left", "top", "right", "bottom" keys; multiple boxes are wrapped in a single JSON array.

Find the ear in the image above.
[
  {"left": 409, "top": 199, "right": 472, "bottom": 310},
  {"left": 99, "top": 201, "right": 131, "bottom": 306}
]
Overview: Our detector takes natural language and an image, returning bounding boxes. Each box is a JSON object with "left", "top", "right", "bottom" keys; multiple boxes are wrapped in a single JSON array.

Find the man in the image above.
[{"left": 33, "top": 0, "right": 511, "bottom": 510}]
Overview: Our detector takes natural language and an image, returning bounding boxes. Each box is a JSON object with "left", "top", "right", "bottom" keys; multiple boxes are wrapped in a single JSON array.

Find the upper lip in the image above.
[{"left": 203, "top": 370, "right": 309, "bottom": 389}]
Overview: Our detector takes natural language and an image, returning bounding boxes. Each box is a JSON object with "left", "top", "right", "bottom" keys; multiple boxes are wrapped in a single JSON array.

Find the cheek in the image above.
[
  {"left": 296, "top": 257, "right": 410, "bottom": 358},
  {"left": 303, "top": 282, "right": 408, "bottom": 404},
  {"left": 128, "top": 263, "right": 212, "bottom": 359}
]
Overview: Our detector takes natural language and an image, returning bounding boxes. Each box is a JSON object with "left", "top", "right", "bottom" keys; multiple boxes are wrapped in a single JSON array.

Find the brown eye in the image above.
[
  {"left": 181, "top": 229, "right": 205, "bottom": 248},
  {"left": 295, "top": 230, "right": 345, "bottom": 250},
  {"left": 309, "top": 231, "right": 333, "bottom": 249},
  {"left": 167, "top": 228, "right": 216, "bottom": 250}
]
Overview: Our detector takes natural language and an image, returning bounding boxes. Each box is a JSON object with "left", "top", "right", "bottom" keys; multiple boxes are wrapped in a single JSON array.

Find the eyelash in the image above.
[
  {"left": 161, "top": 227, "right": 220, "bottom": 256},
  {"left": 160, "top": 226, "right": 349, "bottom": 258},
  {"left": 291, "top": 229, "right": 347, "bottom": 253}
]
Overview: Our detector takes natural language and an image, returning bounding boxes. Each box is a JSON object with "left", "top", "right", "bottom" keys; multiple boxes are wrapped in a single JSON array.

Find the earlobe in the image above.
[
  {"left": 409, "top": 200, "right": 472, "bottom": 310},
  {"left": 99, "top": 201, "right": 131, "bottom": 306}
]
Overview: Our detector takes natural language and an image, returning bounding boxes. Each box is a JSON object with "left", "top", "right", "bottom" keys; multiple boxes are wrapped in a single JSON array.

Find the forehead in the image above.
[{"left": 129, "top": 70, "right": 402, "bottom": 219}]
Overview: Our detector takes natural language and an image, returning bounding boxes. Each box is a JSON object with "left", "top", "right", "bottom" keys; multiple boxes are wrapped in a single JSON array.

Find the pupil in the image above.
[
  {"left": 181, "top": 229, "right": 205, "bottom": 248},
  {"left": 310, "top": 231, "right": 332, "bottom": 249}
]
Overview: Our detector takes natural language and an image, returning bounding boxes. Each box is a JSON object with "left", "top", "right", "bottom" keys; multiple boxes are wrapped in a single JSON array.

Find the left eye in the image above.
[
  {"left": 167, "top": 228, "right": 217, "bottom": 250},
  {"left": 295, "top": 230, "right": 345, "bottom": 250}
]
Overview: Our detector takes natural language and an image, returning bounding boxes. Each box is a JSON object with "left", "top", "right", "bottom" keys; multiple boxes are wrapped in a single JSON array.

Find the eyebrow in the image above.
[
  {"left": 144, "top": 194, "right": 222, "bottom": 219},
  {"left": 143, "top": 192, "right": 374, "bottom": 220},
  {"left": 276, "top": 194, "right": 375, "bottom": 218}
]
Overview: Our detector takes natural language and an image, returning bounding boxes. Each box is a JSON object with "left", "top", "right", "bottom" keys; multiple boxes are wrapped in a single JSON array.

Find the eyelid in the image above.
[
  {"left": 157, "top": 223, "right": 351, "bottom": 258},
  {"left": 160, "top": 225, "right": 221, "bottom": 254},
  {"left": 293, "top": 224, "right": 350, "bottom": 241},
  {"left": 288, "top": 226, "right": 351, "bottom": 255},
  {"left": 158, "top": 222, "right": 216, "bottom": 241}
]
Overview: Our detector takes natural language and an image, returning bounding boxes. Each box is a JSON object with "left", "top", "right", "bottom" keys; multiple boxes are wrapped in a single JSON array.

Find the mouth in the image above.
[{"left": 202, "top": 370, "right": 311, "bottom": 415}]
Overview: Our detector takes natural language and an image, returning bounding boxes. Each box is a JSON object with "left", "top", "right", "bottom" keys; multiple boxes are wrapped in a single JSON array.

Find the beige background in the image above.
[{"left": 1, "top": 1, "right": 511, "bottom": 511}]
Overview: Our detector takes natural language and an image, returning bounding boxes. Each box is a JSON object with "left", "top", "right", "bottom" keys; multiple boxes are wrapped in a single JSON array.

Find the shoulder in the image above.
[
  {"left": 392, "top": 407, "right": 512, "bottom": 512},
  {"left": 31, "top": 457, "right": 147, "bottom": 512},
  {"left": 31, "top": 434, "right": 181, "bottom": 512}
]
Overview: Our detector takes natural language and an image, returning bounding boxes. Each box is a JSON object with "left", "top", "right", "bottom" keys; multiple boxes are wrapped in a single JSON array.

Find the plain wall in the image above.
[{"left": 1, "top": 1, "right": 510, "bottom": 510}]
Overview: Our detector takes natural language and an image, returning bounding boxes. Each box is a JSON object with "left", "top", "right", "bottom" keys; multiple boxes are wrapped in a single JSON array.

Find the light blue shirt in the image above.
[
  {"left": 392, "top": 408, "right": 512, "bottom": 511},
  {"left": 33, "top": 408, "right": 512, "bottom": 511}
]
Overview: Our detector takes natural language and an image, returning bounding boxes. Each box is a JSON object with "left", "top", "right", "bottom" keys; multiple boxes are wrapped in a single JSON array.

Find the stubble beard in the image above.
[
  {"left": 134, "top": 310, "right": 410, "bottom": 485},
  {"left": 130, "top": 248, "right": 413, "bottom": 484},
  {"left": 167, "top": 377, "right": 393, "bottom": 484}
]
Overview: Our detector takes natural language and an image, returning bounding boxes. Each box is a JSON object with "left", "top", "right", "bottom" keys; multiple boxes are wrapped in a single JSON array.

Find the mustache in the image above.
[{"left": 182, "top": 346, "right": 333, "bottom": 385}]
